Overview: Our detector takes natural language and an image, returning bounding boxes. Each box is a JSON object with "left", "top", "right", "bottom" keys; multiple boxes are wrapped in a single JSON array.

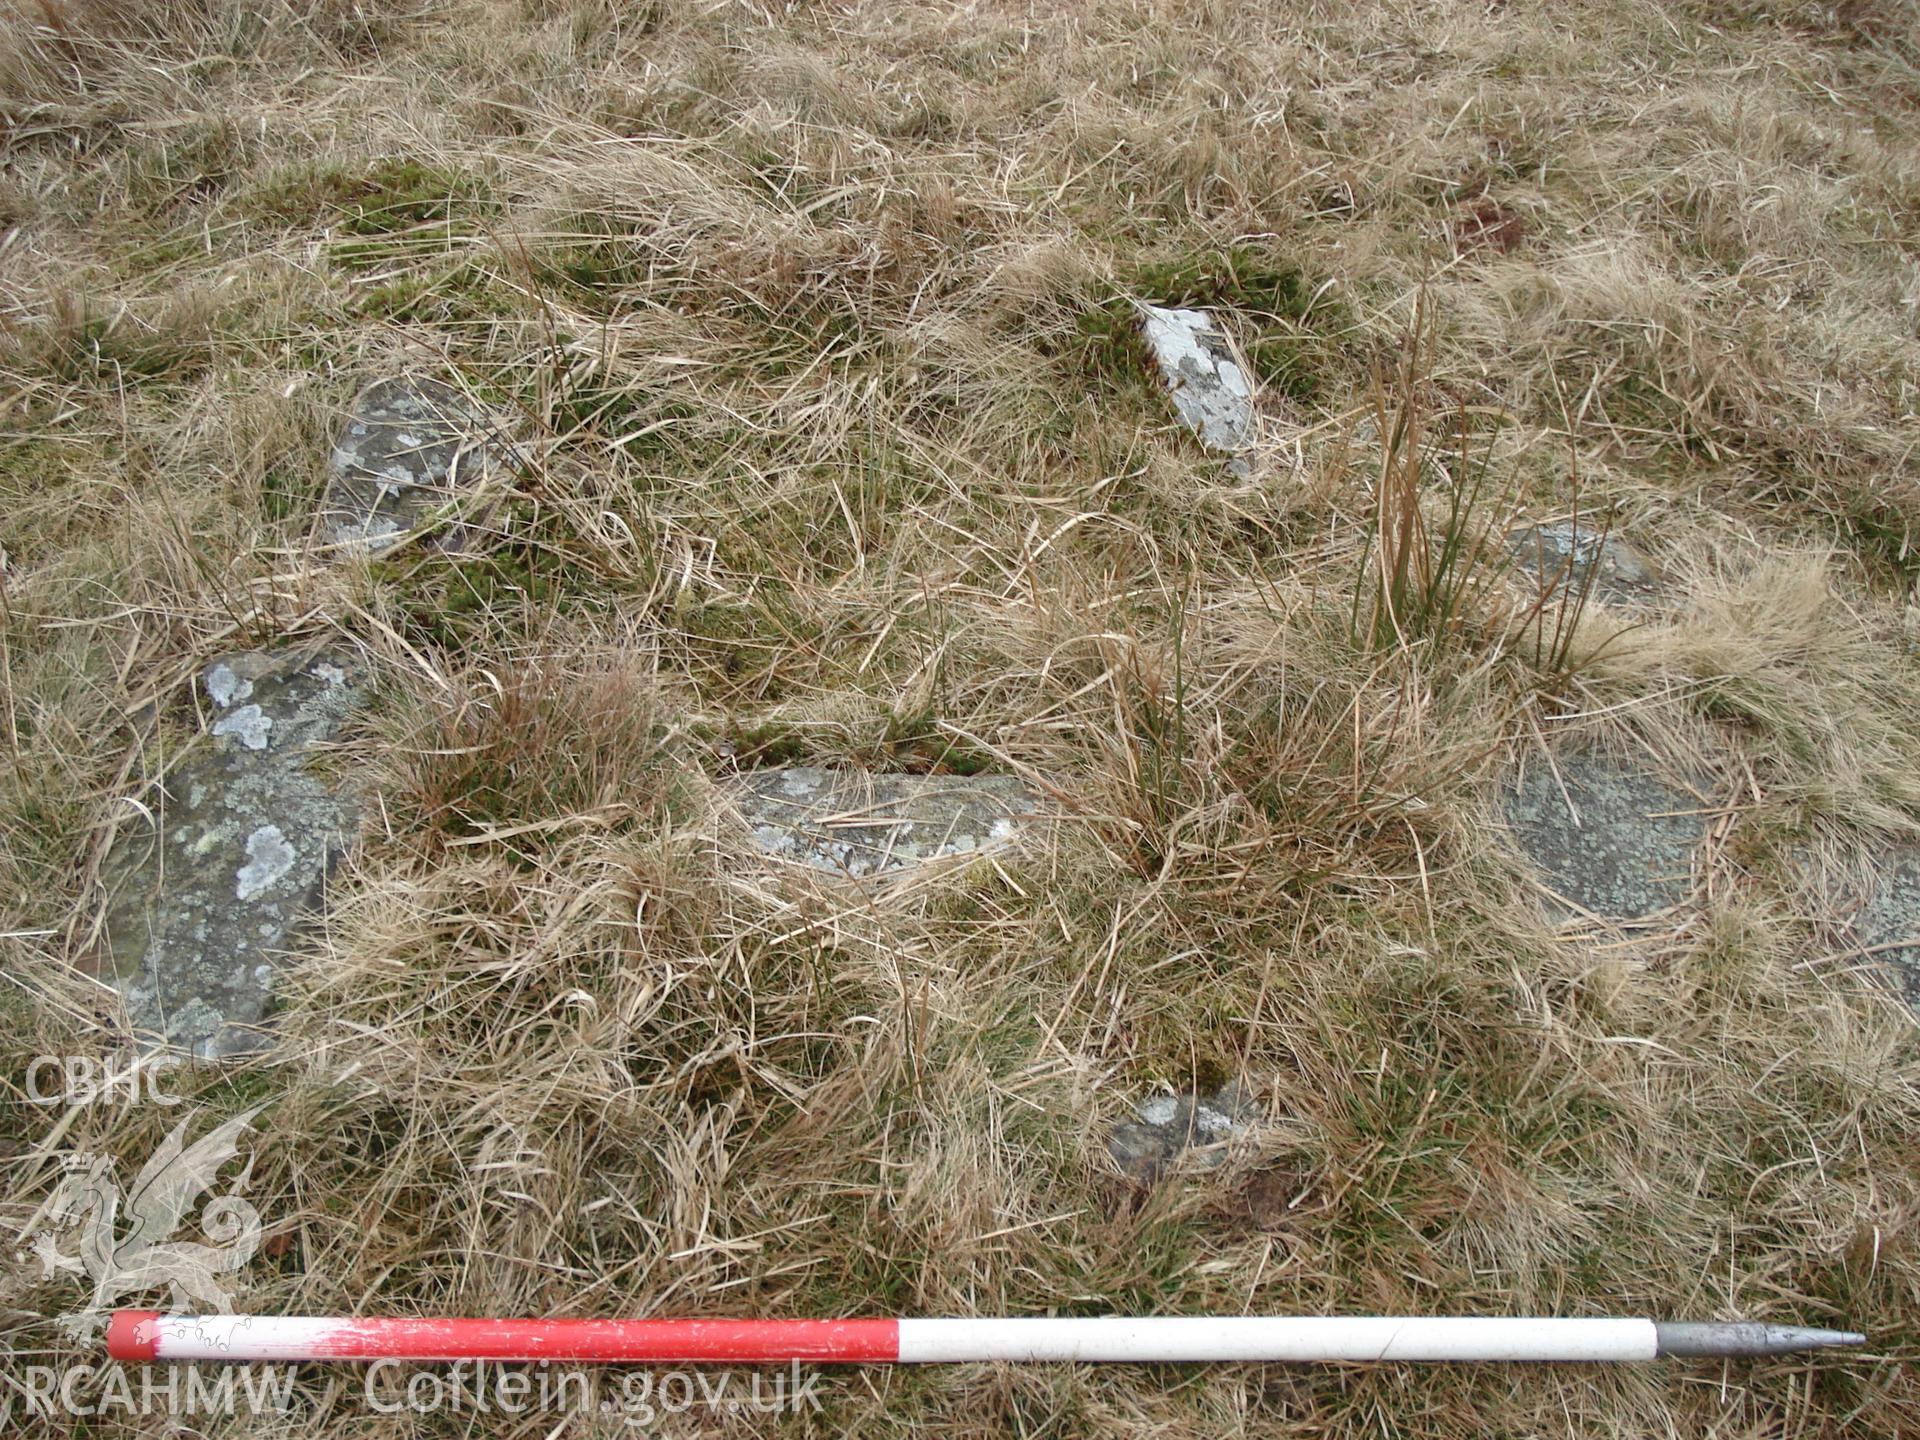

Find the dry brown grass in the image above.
[{"left": 3, "top": 0, "right": 1920, "bottom": 1433}]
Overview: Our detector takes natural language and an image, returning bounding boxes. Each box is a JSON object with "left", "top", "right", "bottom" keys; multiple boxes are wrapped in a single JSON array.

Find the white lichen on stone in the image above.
[
  {"left": 1138, "top": 1095, "right": 1182, "bottom": 1126},
  {"left": 235, "top": 825, "right": 297, "bottom": 900},
  {"left": 204, "top": 662, "right": 253, "bottom": 708},
  {"left": 753, "top": 824, "right": 798, "bottom": 856},
  {"left": 212, "top": 704, "right": 273, "bottom": 751}
]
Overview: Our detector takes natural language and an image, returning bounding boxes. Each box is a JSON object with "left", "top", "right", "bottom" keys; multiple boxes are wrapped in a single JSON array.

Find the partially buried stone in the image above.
[
  {"left": 1829, "top": 847, "right": 1920, "bottom": 1008},
  {"left": 317, "top": 376, "right": 519, "bottom": 556},
  {"left": 1502, "top": 751, "right": 1707, "bottom": 922},
  {"left": 99, "top": 649, "right": 366, "bottom": 1057},
  {"left": 726, "top": 767, "right": 1035, "bottom": 878},
  {"left": 1507, "top": 522, "right": 1660, "bottom": 608},
  {"left": 1110, "top": 1082, "right": 1253, "bottom": 1184},
  {"left": 1138, "top": 303, "right": 1256, "bottom": 471}
]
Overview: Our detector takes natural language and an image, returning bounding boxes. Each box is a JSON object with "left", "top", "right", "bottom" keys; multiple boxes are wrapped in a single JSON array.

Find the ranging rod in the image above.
[{"left": 106, "top": 1312, "right": 1866, "bottom": 1365}]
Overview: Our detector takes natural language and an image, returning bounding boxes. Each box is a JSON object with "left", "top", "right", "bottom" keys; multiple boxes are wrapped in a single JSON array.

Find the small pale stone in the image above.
[
  {"left": 1800, "top": 847, "right": 1920, "bottom": 1009},
  {"left": 1139, "top": 303, "right": 1257, "bottom": 467},
  {"left": 316, "top": 375, "right": 520, "bottom": 557},
  {"left": 1110, "top": 1082, "right": 1254, "bottom": 1183},
  {"left": 1507, "top": 523, "right": 1661, "bottom": 607},
  {"left": 726, "top": 767, "right": 1037, "bottom": 879},
  {"left": 1853, "top": 853, "right": 1920, "bottom": 1006}
]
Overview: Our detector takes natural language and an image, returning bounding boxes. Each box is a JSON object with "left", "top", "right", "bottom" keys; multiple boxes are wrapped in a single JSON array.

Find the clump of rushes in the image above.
[
  {"left": 1350, "top": 301, "right": 1603, "bottom": 679},
  {"left": 1509, "top": 479, "right": 1613, "bottom": 680},
  {"left": 1350, "top": 304, "right": 1513, "bottom": 658}
]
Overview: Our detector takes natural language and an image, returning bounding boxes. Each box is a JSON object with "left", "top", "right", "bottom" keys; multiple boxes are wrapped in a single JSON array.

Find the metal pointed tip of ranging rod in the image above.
[{"left": 1655, "top": 1322, "right": 1867, "bottom": 1358}]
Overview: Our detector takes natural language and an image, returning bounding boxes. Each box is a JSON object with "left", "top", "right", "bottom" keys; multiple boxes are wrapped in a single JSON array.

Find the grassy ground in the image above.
[{"left": 4, "top": 0, "right": 1920, "bottom": 1433}]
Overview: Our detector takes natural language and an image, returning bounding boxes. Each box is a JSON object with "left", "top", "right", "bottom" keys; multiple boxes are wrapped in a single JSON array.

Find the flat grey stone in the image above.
[
  {"left": 1829, "top": 847, "right": 1920, "bottom": 1007},
  {"left": 1109, "top": 1082, "right": 1253, "bottom": 1184},
  {"left": 1507, "top": 523, "right": 1661, "bottom": 607},
  {"left": 318, "top": 376, "right": 519, "bottom": 556},
  {"left": 1502, "top": 752, "right": 1706, "bottom": 922},
  {"left": 725, "top": 767, "right": 1036, "bottom": 879},
  {"left": 99, "top": 649, "right": 366, "bottom": 1057},
  {"left": 1138, "top": 303, "right": 1256, "bottom": 471}
]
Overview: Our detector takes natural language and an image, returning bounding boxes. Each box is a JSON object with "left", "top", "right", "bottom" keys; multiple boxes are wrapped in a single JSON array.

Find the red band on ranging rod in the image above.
[
  {"left": 108, "top": 1314, "right": 901, "bottom": 1365},
  {"left": 107, "top": 1310, "right": 162, "bottom": 1362}
]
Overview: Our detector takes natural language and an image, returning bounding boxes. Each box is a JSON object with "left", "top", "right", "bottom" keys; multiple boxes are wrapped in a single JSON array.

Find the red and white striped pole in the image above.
[{"left": 107, "top": 1312, "right": 1863, "bottom": 1365}]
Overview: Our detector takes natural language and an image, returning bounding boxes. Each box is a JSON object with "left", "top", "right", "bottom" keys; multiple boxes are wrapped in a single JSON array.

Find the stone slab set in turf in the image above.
[
  {"left": 318, "top": 375, "right": 519, "bottom": 556},
  {"left": 1833, "top": 847, "right": 1920, "bottom": 1007},
  {"left": 1502, "top": 751, "right": 1707, "bottom": 922},
  {"left": 1138, "top": 303, "right": 1256, "bottom": 470},
  {"left": 1507, "top": 522, "right": 1661, "bottom": 608},
  {"left": 726, "top": 767, "right": 1036, "bottom": 879},
  {"left": 1109, "top": 1083, "right": 1254, "bottom": 1184},
  {"left": 99, "top": 649, "right": 366, "bottom": 1057}
]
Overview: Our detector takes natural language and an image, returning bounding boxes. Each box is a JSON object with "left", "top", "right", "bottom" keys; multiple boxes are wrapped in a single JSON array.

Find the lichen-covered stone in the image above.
[
  {"left": 317, "top": 376, "right": 519, "bottom": 556},
  {"left": 1507, "top": 523, "right": 1660, "bottom": 607},
  {"left": 1109, "top": 1083, "right": 1253, "bottom": 1184},
  {"left": 1502, "top": 752, "right": 1706, "bottom": 922},
  {"left": 99, "top": 650, "right": 366, "bottom": 1057},
  {"left": 1139, "top": 303, "right": 1256, "bottom": 470},
  {"left": 725, "top": 767, "right": 1036, "bottom": 878}
]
